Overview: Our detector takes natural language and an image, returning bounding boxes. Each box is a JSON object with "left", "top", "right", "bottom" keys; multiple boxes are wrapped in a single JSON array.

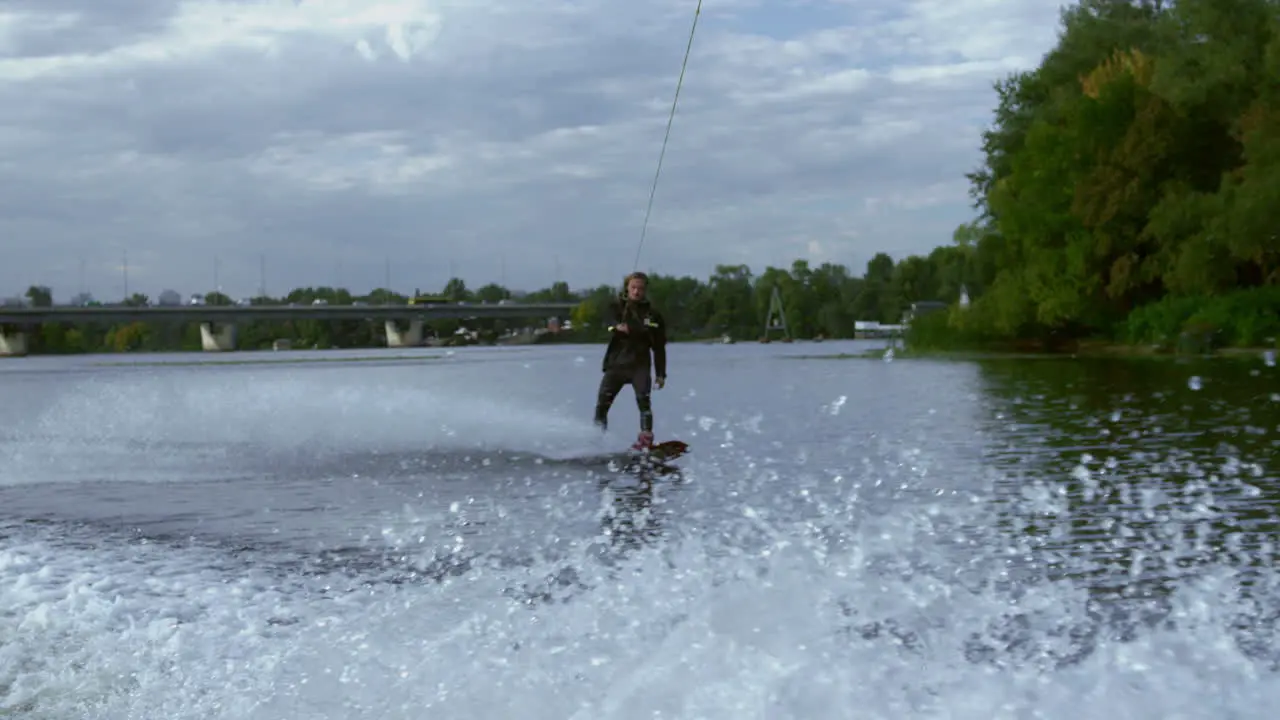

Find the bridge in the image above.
[{"left": 0, "top": 302, "right": 579, "bottom": 356}]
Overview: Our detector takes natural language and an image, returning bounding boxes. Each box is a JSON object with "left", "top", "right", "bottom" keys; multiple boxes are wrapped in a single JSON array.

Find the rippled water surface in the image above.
[{"left": 1, "top": 341, "right": 1278, "bottom": 718}]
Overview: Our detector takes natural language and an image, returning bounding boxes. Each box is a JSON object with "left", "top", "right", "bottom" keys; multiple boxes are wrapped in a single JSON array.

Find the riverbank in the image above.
[{"left": 792, "top": 341, "right": 1278, "bottom": 362}]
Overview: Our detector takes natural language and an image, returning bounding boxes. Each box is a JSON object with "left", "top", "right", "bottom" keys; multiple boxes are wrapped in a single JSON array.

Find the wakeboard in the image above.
[
  {"left": 544, "top": 440, "right": 689, "bottom": 476},
  {"left": 631, "top": 439, "right": 689, "bottom": 463},
  {"left": 620, "top": 439, "right": 689, "bottom": 479}
]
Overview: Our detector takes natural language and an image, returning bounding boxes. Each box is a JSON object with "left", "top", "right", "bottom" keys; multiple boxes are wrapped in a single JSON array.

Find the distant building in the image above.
[
  {"left": 854, "top": 320, "right": 901, "bottom": 339},
  {"left": 902, "top": 301, "right": 948, "bottom": 325},
  {"left": 158, "top": 289, "right": 182, "bottom": 306}
]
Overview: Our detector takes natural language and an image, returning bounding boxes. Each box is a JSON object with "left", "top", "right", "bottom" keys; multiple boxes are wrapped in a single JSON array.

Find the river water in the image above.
[{"left": 0, "top": 341, "right": 1277, "bottom": 718}]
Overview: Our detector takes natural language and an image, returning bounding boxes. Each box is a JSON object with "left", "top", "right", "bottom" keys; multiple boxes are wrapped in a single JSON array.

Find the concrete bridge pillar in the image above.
[
  {"left": 0, "top": 326, "right": 27, "bottom": 357},
  {"left": 199, "top": 322, "right": 236, "bottom": 352},
  {"left": 385, "top": 319, "right": 424, "bottom": 347}
]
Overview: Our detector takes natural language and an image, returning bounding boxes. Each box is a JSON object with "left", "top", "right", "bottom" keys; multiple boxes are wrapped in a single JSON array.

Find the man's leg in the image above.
[
  {"left": 594, "top": 369, "right": 628, "bottom": 431},
  {"left": 632, "top": 365, "right": 654, "bottom": 436}
]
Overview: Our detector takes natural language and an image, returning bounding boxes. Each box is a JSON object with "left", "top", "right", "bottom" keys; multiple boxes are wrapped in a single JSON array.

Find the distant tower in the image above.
[{"left": 762, "top": 285, "right": 790, "bottom": 341}]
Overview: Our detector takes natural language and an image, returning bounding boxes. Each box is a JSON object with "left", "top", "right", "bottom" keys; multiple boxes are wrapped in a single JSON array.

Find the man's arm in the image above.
[
  {"left": 605, "top": 298, "right": 627, "bottom": 333},
  {"left": 651, "top": 310, "right": 667, "bottom": 380}
]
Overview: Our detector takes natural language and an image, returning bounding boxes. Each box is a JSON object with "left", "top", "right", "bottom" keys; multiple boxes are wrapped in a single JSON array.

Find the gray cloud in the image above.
[
  {"left": 0, "top": 0, "right": 1065, "bottom": 301},
  {"left": 1, "top": 0, "right": 178, "bottom": 56}
]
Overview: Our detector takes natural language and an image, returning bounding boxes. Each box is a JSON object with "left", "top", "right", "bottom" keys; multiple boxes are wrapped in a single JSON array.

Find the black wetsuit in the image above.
[{"left": 594, "top": 297, "right": 667, "bottom": 433}]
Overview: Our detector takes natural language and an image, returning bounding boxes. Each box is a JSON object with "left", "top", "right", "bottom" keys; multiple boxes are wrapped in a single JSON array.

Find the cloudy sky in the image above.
[{"left": 1, "top": 0, "right": 1065, "bottom": 301}]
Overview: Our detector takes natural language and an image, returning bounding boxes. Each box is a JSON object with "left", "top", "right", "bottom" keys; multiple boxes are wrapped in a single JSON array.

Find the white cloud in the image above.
[{"left": 0, "top": 0, "right": 1065, "bottom": 300}]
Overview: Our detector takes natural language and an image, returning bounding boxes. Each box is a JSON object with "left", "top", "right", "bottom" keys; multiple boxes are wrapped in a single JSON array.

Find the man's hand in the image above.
[
  {"left": 655, "top": 376, "right": 665, "bottom": 389},
  {"left": 615, "top": 323, "right": 628, "bottom": 333}
]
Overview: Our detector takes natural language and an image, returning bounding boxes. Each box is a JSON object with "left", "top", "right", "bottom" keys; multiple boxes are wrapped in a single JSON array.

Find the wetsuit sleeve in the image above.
[
  {"left": 605, "top": 298, "right": 625, "bottom": 333},
  {"left": 652, "top": 310, "right": 668, "bottom": 378}
]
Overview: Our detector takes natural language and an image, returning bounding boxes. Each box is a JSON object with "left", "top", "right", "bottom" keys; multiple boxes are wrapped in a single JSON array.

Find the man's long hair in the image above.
[
  {"left": 620, "top": 271, "right": 650, "bottom": 326},
  {"left": 621, "top": 271, "right": 649, "bottom": 295}
]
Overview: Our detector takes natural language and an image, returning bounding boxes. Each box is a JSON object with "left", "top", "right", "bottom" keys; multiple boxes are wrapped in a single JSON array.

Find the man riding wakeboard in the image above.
[{"left": 593, "top": 271, "right": 667, "bottom": 450}]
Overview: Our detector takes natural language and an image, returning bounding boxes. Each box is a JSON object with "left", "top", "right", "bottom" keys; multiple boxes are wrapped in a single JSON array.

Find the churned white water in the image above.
[{"left": 1, "top": 342, "right": 1277, "bottom": 718}]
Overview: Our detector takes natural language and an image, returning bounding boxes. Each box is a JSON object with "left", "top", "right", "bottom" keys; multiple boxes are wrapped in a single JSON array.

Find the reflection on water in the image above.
[
  {"left": 595, "top": 466, "right": 686, "bottom": 555},
  {"left": 972, "top": 356, "right": 1280, "bottom": 656}
]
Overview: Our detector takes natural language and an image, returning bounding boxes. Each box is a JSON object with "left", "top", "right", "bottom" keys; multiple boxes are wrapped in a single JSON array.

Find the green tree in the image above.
[
  {"left": 25, "top": 286, "right": 52, "bottom": 307},
  {"left": 953, "top": 0, "right": 1279, "bottom": 346}
]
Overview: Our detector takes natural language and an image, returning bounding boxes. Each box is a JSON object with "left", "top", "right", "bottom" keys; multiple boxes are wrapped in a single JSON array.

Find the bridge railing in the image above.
[{"left": 0, "top": 302, "right": 581, "bottom": 324}]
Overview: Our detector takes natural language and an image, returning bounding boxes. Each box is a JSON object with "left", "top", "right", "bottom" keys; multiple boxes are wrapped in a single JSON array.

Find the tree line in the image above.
[
  {"left": 924, "top": 0, "right": 1280, "bottom": 352},
  {"left": 569, "top": 251, "right": 972, "bottom": 342},
  {"left": 9, "top": 245, "right": 971, "bottom": 353}
]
